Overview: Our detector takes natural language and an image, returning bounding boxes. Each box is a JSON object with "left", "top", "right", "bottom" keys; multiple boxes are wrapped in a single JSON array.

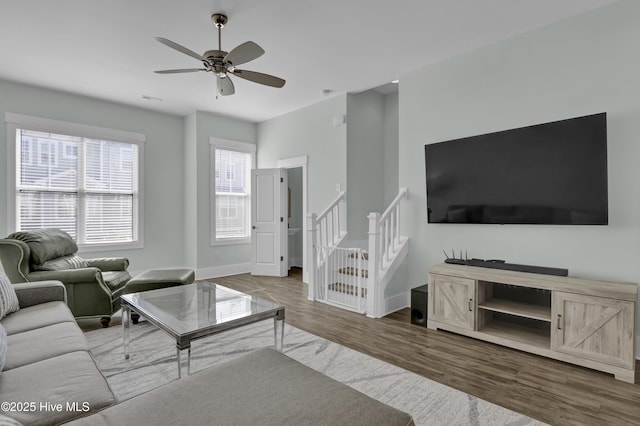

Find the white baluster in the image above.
[
  {"left": 396, "top": 207, "right": 400, "bottom": 246},
  {"left": 385, "top": 219, "right": 390, "bottom": 263},
  {"left": 367, "top": 212, "right": 380, "bottom": 317}
]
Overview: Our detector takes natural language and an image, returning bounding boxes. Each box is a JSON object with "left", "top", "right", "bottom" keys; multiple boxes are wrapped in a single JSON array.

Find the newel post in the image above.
[
  {"left": 307, "top": 212, "right": 318, "bottom": 301},
  {"left": 367, "top": 212, "right": 380, "bottom": 318}
]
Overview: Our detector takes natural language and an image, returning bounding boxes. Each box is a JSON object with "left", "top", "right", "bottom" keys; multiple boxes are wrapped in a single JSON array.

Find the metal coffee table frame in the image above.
[{"left": 121, "top": 282, "right": 285, "bottom": 378}]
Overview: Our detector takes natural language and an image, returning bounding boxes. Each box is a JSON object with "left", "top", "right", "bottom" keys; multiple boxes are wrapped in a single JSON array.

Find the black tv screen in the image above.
[{"left": 425, "top": 113, "right": 608, "bottom": 225}]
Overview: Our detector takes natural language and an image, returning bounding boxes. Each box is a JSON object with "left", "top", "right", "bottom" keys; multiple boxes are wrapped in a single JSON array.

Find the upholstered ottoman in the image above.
[{"left": 124, "top": 268, "right": 195, "bottom": 323}]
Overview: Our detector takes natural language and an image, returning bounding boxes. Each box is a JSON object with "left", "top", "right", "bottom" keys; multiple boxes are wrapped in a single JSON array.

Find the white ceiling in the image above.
[{"left": 0, "top": 0, "right": 616, "bottom": 122}]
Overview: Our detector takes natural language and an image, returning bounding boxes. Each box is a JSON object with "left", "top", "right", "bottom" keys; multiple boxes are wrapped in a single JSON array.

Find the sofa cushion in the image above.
[
  {"left": 1, "top": 301, "right": 74, "bottom": 335},
  {"left": 101, "top": 271, "right": 131, "bottom": 292},
  {"left": 32, "top": 254, "right": 89, "bottom": 271},
  {"left": 0, "top": 272, "right": 20, "bottom": 319},
  {"left": 65, "top": 348, "right": 414, "bottom": 426},
  {"left": 0, "top": 413, "right": 22, "bottom": 426},
  {"left": 7, "top": 228, "right": 78, "bottom": 265},
  {"left": 5, "top": 322, "right": 89, "bottom": 370},
  {"left": 0, "top": 324, "right": 7, "bottom": 372},
  {"left": 0, "top": 351, "right": 116, "bottom": 426}
]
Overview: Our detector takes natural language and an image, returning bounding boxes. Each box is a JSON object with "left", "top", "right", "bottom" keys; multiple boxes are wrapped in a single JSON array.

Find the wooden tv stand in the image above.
[{"left": 427, "top": 263, "right": 637, "bottom": 383}]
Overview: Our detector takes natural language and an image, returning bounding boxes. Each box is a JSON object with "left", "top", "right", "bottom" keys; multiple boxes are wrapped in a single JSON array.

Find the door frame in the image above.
[{"left": 277, "top": 155, "right": 308, "bottom": 283}]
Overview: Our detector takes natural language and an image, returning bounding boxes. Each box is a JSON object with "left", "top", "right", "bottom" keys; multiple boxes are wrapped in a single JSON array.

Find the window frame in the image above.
[
  {"left": 209, "top": 137, "right": 256, "bottom": 246},
  {"left": 5, "top": 112, "right": 145, "bottom": 252}
]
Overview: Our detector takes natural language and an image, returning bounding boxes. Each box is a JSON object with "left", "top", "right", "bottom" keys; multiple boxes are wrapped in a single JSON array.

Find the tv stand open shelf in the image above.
[
  {"left": 478, "top": 298, "right": 551, "bottom": 321},
  {"left": 428, "top": 263, "right": 637, "bottom": 383}
]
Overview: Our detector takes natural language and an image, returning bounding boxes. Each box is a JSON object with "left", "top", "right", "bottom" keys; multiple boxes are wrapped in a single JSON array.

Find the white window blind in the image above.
[
  {"left": 214, "top": 148, "right": 251, "bottom": 240},
  {"left": 16, "top": 129, "right": 139, "bottom": 245}
]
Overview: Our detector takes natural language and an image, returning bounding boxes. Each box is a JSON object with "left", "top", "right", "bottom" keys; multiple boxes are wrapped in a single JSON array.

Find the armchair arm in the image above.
[
  {"left": 85, "top": 257, "right": 129, "bottom": 272},
  {"left": 13, "top": 280, "right": 67, "bottom": 307},
  {"left": 27, "top": 268, "right": 103, "bottom": 285},
  {"left": 0, "top": 239, "right": 31, "bottom": 283}
]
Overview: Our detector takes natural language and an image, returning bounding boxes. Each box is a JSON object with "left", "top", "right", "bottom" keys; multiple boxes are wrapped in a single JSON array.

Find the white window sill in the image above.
[
  {"left": 211, "top": 237, "right": 251, "bottom": 247},
  {"left": 78, "top": 240, "right": 144, "bottom": 253}
]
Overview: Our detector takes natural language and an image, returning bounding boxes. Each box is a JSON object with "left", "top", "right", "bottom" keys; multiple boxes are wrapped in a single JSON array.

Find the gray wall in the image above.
[
  {"left": 399, "top": 1, "right": 640, "bottom": 332},
  {"left": 183, "top": 112, "right": 198, "bottom": 269},
  {"left": 346, "top": 91, "right": 385, "bottom": 241},
  {"left": 192, "top": 111, "right": 256, "bottom": 272},
  {"left": 0, "top": 79, "right": 185, "bottom": 272},
  {"left": 383, "top": 92, "right": 399, "bottom": 206},
  {"left": 0, "top": 79, "right": 258, "bottom": 275},
  {"left": 287, "top": 167, "right": 303, "bottom": 266},
  {"left": 257, "top": 96, "right": 347, "bottom": 215}
]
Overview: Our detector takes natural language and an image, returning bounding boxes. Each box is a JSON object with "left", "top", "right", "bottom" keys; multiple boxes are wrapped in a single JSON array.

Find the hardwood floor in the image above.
[{"left": 210, "top": 269, "right": 640, "bottom": 426}]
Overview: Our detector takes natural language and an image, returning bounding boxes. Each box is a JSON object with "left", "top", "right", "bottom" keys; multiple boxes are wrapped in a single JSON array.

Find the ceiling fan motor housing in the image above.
[
  {"left": 211, "top": 14, "right": 228, "bottom": 28},
  {"left": 203, "top": 49, "right": 228, "bottom": 76}
]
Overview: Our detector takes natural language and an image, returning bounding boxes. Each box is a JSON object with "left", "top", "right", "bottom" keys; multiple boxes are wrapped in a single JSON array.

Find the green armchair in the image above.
[{"left": 0, "top": 228, "right": 131, "bottom": 326}]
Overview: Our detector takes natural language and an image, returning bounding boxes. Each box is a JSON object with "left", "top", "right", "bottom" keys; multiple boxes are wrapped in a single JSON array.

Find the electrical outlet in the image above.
[{"left": 336, "top": 184, "right": 341, "bottom": 192}]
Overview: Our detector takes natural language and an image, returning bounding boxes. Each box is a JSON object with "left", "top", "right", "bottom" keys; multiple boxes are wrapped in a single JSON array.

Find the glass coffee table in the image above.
[{"left": 121, "top": 282, "right": 285, "bottom": 378}]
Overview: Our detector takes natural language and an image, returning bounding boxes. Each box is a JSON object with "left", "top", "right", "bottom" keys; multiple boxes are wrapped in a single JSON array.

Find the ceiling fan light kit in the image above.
[{"left": 154, "top": 13, "right": 285, "bottom": 97}]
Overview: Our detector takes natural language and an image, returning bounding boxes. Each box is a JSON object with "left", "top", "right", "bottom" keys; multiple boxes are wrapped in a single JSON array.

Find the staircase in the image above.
[{"left": 308, "top": 188, "right": 408, "bottom": 318}]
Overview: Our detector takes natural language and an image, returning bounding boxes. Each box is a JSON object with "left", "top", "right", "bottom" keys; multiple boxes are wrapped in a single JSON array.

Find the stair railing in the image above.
[
  {"left": 307, "top": 191, "right": 347, "bottom": 300},
  {"left": 367, "top": 188, "right": 408, "bottom": 317}
]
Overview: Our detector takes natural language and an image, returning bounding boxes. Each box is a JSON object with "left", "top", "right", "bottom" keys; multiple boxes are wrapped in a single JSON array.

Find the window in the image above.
[
  {"left": 63, "top": 142, "right": 78, "bottom": 159},
  {"left": 5, "top": 113, "right": 145, "bottom": 250},
  {"left": 210, "top": 138, "right": 255, "bottom": 244},
  {"left": 225, "top": 163, "right": 235, "bottom": 180}
]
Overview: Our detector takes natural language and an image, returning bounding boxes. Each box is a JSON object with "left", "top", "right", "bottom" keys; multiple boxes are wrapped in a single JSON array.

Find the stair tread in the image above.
[
  {"left": 347, "top": 252, "right": 369, "bottom": 260},
  {"left": 328, "top": 282, "right": 367, "bottom": 297},
  {"left": 338, "top": 266, "right": 369, "bottom": 278}
]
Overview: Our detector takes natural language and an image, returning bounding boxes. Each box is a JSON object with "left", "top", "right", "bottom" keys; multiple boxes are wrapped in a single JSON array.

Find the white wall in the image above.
[
  {"left": 399, "top": 1, "right": 640, "bottom": 330},
  {"left": 0, "top": 79, "right": 186, "bottom": 272}
]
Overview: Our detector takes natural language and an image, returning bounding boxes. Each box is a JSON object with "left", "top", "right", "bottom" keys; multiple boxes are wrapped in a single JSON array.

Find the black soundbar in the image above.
[{"left": 445, "top": 258, "right": 568, "bottom": 277}]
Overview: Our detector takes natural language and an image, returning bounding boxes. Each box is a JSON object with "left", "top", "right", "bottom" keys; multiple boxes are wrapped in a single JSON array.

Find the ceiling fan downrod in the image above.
[{"left": 211, "top": 13, "right": 227, "bottom": 52}]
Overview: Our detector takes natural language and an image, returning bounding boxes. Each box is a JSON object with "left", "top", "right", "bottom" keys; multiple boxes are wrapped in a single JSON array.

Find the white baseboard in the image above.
[
  {"left": 289, "top": 257, "right": 303, "bottom": 268},
  {"left": 196, "top": 263, "right": 251, "bottom": 280},
  {"left": 637, "top": 337, "right": 640, "bottom": 360},
  {"left": 382, "top": 291, "right": 410, "bottom": 317}
]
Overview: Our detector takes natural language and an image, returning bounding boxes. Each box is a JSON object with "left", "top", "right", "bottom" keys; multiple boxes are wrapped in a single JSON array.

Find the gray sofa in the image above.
[
  {"left": 0, "top": 281, "right": 115, "bottom": 425},
  {"left": 1, "top": 281, "right": 414, "bottom": 426}
]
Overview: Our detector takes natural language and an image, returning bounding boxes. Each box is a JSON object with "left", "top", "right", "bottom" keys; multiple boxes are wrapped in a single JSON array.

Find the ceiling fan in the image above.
[{"left": 154, "top": 13, "right": 285, "bottom": 96}]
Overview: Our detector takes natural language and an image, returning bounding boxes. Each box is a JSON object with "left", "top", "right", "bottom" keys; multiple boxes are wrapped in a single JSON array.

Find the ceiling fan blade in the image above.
[
  {"left": 231, "top": 69, "right": 285, "bottom": 88},
  {"left": 154, "top": 68, "right": 206, "bottom": 74},
  {"left": 224, "top": 41, "right": 265, "bottom": 67},
  {"left": 217, "top": 75, "right": 235, "bottom": 96},
  {"left": 155, "top": 37, "right": 202, "bottom": 61}
]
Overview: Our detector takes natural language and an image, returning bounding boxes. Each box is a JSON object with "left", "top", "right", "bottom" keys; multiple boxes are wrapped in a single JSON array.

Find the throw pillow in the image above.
[
  {"left": 0, "top": 323, "right": 7, "bottom": 372},
  {"left": 0, "top": 272, "right": 20, "bottom": 319}
]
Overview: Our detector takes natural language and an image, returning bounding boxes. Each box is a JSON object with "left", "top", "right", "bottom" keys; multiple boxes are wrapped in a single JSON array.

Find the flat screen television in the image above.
[{"left": 425, "top": 112, "right": 608, "bottom": 225}]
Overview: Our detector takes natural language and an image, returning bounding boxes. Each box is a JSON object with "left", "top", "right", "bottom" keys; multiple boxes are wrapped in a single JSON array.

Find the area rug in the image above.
[{"left": 85, "top": 321, "right": 546, "bottom": 426}]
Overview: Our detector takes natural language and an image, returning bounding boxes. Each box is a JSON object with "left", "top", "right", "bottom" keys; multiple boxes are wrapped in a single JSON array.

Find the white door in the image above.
[{"left": 251, "top": 168, "right": 288, "bottom": 276}]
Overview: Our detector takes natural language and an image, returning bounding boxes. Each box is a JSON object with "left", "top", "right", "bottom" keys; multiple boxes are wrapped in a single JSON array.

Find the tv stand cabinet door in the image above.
[
  {"left": 551, "top": 291, "right": 635, "bottom": 369},
  {"left": 428, "top": 274, "right": 476, "bottom": 330}
]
